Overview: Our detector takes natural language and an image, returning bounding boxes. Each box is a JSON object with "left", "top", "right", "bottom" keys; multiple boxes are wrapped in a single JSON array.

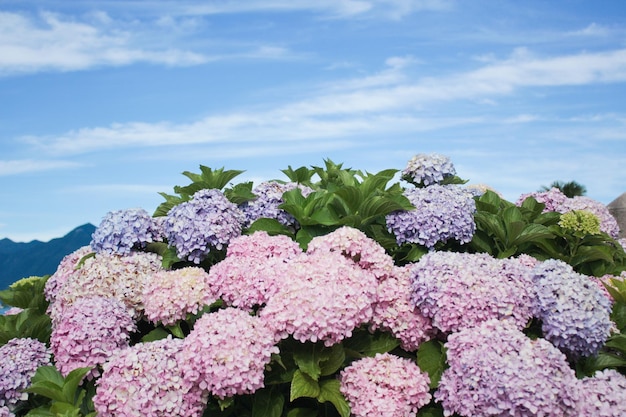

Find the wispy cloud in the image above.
[{"left": 0, "top": 159, "right": 82, "bottom": 176}]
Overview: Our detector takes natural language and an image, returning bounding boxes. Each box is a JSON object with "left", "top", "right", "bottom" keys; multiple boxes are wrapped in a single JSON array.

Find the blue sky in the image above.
[{"left": 1, "top": 0, "right": 626, "bottom": 242}]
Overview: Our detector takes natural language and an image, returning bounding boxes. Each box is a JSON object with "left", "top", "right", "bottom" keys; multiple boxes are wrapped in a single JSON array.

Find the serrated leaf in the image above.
[
  {"left": 417, "top": 339, "right": 447, "bottom": 388},
  {"left": 360, "top": 331, "right": 400, "bottom": 357},
  {"left": 320, "top": 344, "right": 346, "bottom": 376},
  {"left": 61, "top": 367, "right": 92, "bottom": 404},
  {"left": 290, "top": 370, "right": 320, "bottom": 401},
  {"left": 293, "top": 343, "right": 323, "bottom": 380},
  {"left": 317, "top": 379, "right": 350, "bottom": 417}
]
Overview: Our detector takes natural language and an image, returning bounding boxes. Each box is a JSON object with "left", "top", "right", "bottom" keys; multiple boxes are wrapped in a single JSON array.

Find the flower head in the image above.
[
  {"left": 44, "top": 246, "right": 93, "bottom": 304},
  {"left": 558, "top": 210, "right": 601, "bottom": 236},
  {"left": 578, "top": 369, "right": 626, "bottom": 416},
  {"left": 386, "top": 185, "right": 476, "bottom": 249},
  {"left": 0, "top": 338, "right": 51, "bottom": 409},
  {"left": 559, "top": 196, "right": 620, "bottom": 238},
  {"left": 401, "top": 153, "right": 456, "bottom": 187},
  {"left": 340, "top": 352, "right": 431, "bottom": 417},
  {"left": 532, "top": 259, "right": 613, "bottom": 358},
  {"left": 240, "top": 181, "right": 313, "bottom": 228},
  {"left": 91, "top": 208, "right": 161, "bottom": 255},
  {"left": 164, "top": 189, "right": 244, "bottom": 264},
  {"left": 409, "top": 251, "right": 535, "bottom": 333},
  {"left": 178, "top": 308, "right": 278, "bottom": 399},
  {"left": 436, "top": 319, "right": 580, "bottom": 417},
  {"left": 142, "top": 267, "right": 218, "bottom": 325},
  {"left": 51, "top": 296, "right": 136, "bottom": 378},
  {"left": 94, "top": 337, "right": 207, "bottom": 417},
  {"left": 516, "top": 187, "right": 569, "bottom": 212}
]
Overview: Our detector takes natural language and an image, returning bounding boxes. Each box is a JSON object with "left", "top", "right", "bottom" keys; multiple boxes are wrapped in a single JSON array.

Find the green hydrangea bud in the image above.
[{"left": 558, "top": 210, "right": 601, "bottom": 236}]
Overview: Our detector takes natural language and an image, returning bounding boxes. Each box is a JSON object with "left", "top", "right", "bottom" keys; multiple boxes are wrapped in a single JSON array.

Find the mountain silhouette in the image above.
[{"left": 0, "top": 223, "right": 96, "bottom": 290}]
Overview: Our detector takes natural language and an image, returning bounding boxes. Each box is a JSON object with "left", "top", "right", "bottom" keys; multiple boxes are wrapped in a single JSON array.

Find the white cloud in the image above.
[{"left": 0, "top": 159, "right": 82, "bottom": 176}]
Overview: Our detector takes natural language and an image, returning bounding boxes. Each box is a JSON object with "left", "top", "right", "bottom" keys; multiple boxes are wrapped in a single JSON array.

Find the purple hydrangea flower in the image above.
[
  {"left": 51, "top": 296, "right": 137, "bottom": 378},
  {"left": 164, "top": 189, "right": 245, "bottom": 264},
  {"left": 91, "top": 208, "right": 161, "bottom": 255},
  {"left": 401, "top": 153, "right": 456, "bottom": 187},
  {"left": 94, "top": 337, "right": 207, "bottom": 417},
  {"left": 386, "top": 185, "right": 476, "bottom": 249},
  {"left": 178, "top": 308, "right": 279, "bottom": 399},
  {"left": 0, "top": 338, "right": 51, "bottom": 409},
  {"left": 436, "top": 319, "right": 580, "bottom": 417},
  {"left": 370, "top": 265, "right": 434, "bottom": 351},
  {"left": 578, "top": 369, "right": 626, "bottom": 416},
  {"left": 409, "top": 251, "right": 535, "bottom": 333},
  {"left": 532, "top": 259, "right": 613, "bottom": 358},
  {"left": 240, "top": 181, "right": 313, "bottom": 228},
  {"left": 340, "top": 352, "right": 431, "bottom": 417},
  {"left": 516, "top": 187, "right": 569, "bottom": 212},
  {"left": 142, "top": 267, "right": 218, "bottom": 325}
]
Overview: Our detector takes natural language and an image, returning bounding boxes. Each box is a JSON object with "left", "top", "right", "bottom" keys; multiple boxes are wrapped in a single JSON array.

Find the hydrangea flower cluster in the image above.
[
  {"left": 340, "top": 352, "right": 431, "bottom": 417},
  {"left": 370, "top": 265, "right": 434, "bottom": 351},
  {"left": 50, "top": 251, "right": 163, "bottom": 321},
  {"left": 401, "top": 153, "right": 456, "bottom": 187},
  {"left": 142, "top": 267, "right": 218, "bottom": 325},
  {"left": 240, "top": 181, "right": 313, "bottom": 228},
  {"left": 532, "top": 259, "right": 613, "bottom": 358},
  {"left": 260, "top": 250, "right": 377, "bottom": 346},
  {"left": 178, "top": 308, "right": 279, "bottom": 399},
  {"left": 307, "top": 226, "right": 395, "bottom": 280},
  {"left": 94, "top": 337, "right": 207, "bottom": 417},
  {"left": 578, "top": 369, "right": 626, "bottom": 416},
  {"left": 0, "top": 405, "right": 13, "bottom": 417},
  {"left": 386, "top": 185, "right": 476, "bottom": 249},
  {"left": 207, "top": 232, "right": 302, "bottom": 311},
  {"left": 44, "top": 246, "right": 92, "bottom": 304},
  {"left": 516, "top": 187, "right": 569, "bottom": 212},
  {"left": 0, "top": 338, "right": 51, "bottom": 409},
  {"left": 409, "top": 251, "right": 535, "bottom": 333},
  {"left": 559, "top": 196, "right": 620, "bottom": 238},
  {"left": 436, "top": 319, "right": 580, "bottom": 417},
  {"left": 164, "top": 189, "right": 244, "bottom": 263},
  {"left": 558, "top": 210, "right": 601, "bottom": 236},
  {"left": 90, "top": 208, "right": 161, "bottom": 255},
  {"left": 51, "top": 296, "right": 137, "bottom": 378}
]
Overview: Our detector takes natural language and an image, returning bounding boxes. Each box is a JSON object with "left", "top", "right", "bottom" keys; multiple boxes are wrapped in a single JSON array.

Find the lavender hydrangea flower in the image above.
[
  {"left": 370, "top": 265, "right": 434, "bottom": 351},
  {"left": 401, "top": 153, "right": 456, "bottom": 187},
  {"left": 94, "top": 337, "right": 207, "bottom": 417},
  {"left": 386, "top": 185, "right": 476, "bottom": 249},
  {"left": 178, "top": 308, "right": 279, "bottom": 399},
  {"left": 259, "top": 250, "right": 377, "bottom": 346},
  {"left": 91, "top": 208, "right": 161, "bottom": 255},
  {"left": 0, "top": 338, "right": 51, "bottom": 410},
  {"left": 340, "top": 352, "right": 431, "bottom": 417},
  {"left": 51, "top": 296, "right": 137, "bottom": 378},
  {"left": 516, "top": 187, "right": 569, "bottom": 212},
  {"left": 142, "top": 267, "right": 218, "bottom": 325},
  {"left": 578, "top": 369, "right": 626, "bottom": 416},
  {"left": 409, "top": 251, "right": 535, "bottom": 333},
  {"left": 240, "top": 181, "right": 313, "bottom": 228},
  {"left": 436, "top": 319, "right": 580, "bottom": 417},
  {"left": 164, "top": 189, "right": 245, "bottom": 264},
  {"left": 532, "top": 259, "right": 613, "bottom": 358}
]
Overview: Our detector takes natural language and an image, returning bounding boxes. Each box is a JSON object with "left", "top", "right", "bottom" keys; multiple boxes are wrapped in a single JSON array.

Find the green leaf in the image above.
[
  {"left": 247, "top": 218, "right": 294, "bottom": 236},
  {"left": 62, "top": 367, "right": 92, "bottom": 404},
  {"left": 25, "top": 408, "right": 56, "bottom": 417},
  {"left": 141, "top": 326, "right": 170, "bottom": 342},
  {"left": 417, "top": 403, "right": 446, "bottom": 417},
  {"left": 290, "top": 370, "right": 320, "bottom": 401},
  {"left": 286, "top": 409, "right": 318, "bottom": 417},
  {"left": 161, "top": 246, "right": 182, "bottom": 269},
  {"left": 417, "top": 339, "right": 447, "bottom": 388},
  {"left": 224, "top": 181, "right": 255, "bottom": 204},
  {"left": 293, "top": 343, "right": 323, "bottom": 381},
  {"left": 320, "top": 344, "right": 346, "bottom": 376},
  {"left": 49, "top": 402, "right": 81, "bottom": 417},
  {"left": 252, "top": 387, "right": 285, "bottom": 417},
  {"left": 25, "top": 380, "right": 67, "bottom": 403},
  {"left": 317, "top": 379, "right": 351, "bottom": 417},
  {"left": 345, "top": 330, "right": 400, "bottom": 357}
]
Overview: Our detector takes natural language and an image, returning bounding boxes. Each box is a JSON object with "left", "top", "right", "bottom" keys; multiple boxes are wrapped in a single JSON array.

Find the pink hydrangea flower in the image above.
[
  {"left": 340, "top": 352, "right": 431, "bottom": 417},
  {"left": 259, "top": 250, "right": 377, "bottom": 346},
  {"left": 225, "top": 231, "right": 302, "bottom": 260},
  {"left": 94, "top": 337, "right": 207, "bottom": 417},
  {"left": 516, "top": 187, "right": 569, "bottom": 212},
  {"left": 50, "top": 251, "right": 163, "bottom": 321},
  {"left": 178, "top": 308, "right": 279, "bottom": 399},
  {"left": 44, "top": 246, "right": 92, "bottom": 304},
  {"left": 410, "top": 252, "right": 535, "bottom": 333},
  {"left": 307, "top": 226, "right": 394, "bottom": 281},
  {"left": 51, "top": 296, "right": 136, "bottom": 378},
  {"left": 142, "top": 267, "right": 218, "bottom": 325},
  {"left": 370, "top": 265, "right": 434, "bottom": 351},
  {"left": 578, "top": 369, "right": 626, "bottom": 416}
]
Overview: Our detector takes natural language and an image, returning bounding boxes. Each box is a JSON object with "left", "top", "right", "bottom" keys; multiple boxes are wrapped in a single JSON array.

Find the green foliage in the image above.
[
  {"left": 0, "top": 276, "right": 51, "bottom": 345},
  {"left": 417, "top": 339, "right": 447, "bottom": 389},
  {"left": 25, "top": 366, "right": 96, "bottom": 417}
]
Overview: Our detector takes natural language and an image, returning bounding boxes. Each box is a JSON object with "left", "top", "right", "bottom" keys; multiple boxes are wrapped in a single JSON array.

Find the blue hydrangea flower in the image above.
[
  {"left": 401, "top": 153, "right": 456, "bottom": 187},
  {"left": 164, "top": 189, "right": 245, "bottom": 264},
  {"left": 91, "top": 208, "right": 160, "bottom": 255},
  {"left": 386, "top": 185, "right": 476, "bottom": 249},
  {"left": 532, "top": 259, "right": 613, "bottom": 359},
  {"left": 240, "top": 181, "right": 313, "bottom": 228}
]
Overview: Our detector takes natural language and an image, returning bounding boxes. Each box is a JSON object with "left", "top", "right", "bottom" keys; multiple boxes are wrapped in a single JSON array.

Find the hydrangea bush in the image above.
[{"left": 1, "top": 154, "right": 626, "bottom": 417}]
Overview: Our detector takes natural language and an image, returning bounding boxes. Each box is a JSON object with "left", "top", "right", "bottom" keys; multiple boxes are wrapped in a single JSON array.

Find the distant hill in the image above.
[{"left": 0, "top": 223, "right": 96, "bottom": 290}]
